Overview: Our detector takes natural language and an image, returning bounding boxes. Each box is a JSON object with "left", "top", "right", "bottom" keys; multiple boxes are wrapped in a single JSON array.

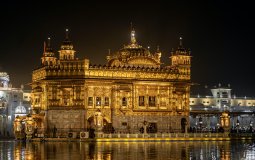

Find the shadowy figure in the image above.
[{"left": 88, "top": 128, "right": 95, "bottom": 138}]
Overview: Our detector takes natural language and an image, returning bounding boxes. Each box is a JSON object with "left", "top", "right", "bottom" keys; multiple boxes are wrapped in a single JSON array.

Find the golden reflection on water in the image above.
[{"left": 0, "top": 140, "right": 254, "bottom": 160}]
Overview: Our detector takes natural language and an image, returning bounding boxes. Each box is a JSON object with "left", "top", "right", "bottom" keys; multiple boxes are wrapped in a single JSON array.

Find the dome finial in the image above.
[
  {"left": 179, "top": 37, "right": 183, "bottom": 47},
  {"left": 157, "top": 45, "right": 160, "bottom": 52},
  {"left": 130, "top": 23, "right": 136, "bottom": 44},
  {"left": 44, "top": 37, "right": 53, "bottom": 53},
  {"left": 47, "top": 37, "right": 51, "bottom": 47},
  {"left": 65, "top": 28, "right": 69, "bottom": 40}
]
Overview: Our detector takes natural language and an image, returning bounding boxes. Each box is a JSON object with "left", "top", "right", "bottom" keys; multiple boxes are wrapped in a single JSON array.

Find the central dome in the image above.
[{"left": 106, "top": 29, "right": 161, "bottom": 67}]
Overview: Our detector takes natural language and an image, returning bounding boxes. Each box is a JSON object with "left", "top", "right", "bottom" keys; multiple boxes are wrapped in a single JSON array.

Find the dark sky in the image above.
[{"left": 0, "top": 1, "right": 254, "bottom": 97}]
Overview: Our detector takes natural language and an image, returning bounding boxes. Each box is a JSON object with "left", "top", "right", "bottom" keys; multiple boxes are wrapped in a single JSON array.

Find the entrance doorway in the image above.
[
  {"left": 181, "top": 118, "right": 187, "bottom": 133},
  {"left": 87, "top": 116, "right": 114, "bottom": 133},
  {"left": 147, "top": 123, "right": 157, "bottom": 133}
]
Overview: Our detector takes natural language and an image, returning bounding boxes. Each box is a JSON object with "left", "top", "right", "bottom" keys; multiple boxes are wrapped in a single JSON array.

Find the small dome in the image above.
[
  {"left": 107, "top": 29, "right": 161, "bottom": 67},
  {"left": 60, "top": 29, "right": 74, "bottom": 50},
  {"left": 61, "top": 40, "right": 74, "bottom": 50},
  {"left": 15, "top": 105, "right": 27, "bottom": 114}
]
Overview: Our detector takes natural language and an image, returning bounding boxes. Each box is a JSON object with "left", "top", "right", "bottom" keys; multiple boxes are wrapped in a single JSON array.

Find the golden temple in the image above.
[{"left": 28, "top": 27, "right": 191, "bottom": 137}]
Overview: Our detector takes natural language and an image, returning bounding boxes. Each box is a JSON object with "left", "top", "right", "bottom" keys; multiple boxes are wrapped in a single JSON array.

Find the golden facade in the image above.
[{"left": 31, "top": 28, "right": 191, "bottom": 135}]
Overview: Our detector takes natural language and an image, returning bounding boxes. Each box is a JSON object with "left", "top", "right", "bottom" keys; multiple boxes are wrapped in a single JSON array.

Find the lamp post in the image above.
[
  {"left": 249, "top": 121, "right": 253, "bottom": 133},
  {"left": 199, "top": 117, "right": 203, "bottom": 132},
  {"left": 195, "top": 122, "right": 198, "bottom": 133},
  {"left": 236, "top": 120, "right": 240, "bottom": 134},
  {"left": 216, "top": 123, "right": 220, "bottom": 133},
  {"left": 143, "top": 121, "right": 148, "bottom": 135}
]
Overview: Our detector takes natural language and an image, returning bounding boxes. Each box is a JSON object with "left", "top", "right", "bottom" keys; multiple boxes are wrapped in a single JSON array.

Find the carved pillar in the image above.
[
  {"left": 167, "top": 86, "right": 170, "bottom": 110},
  {"left": 146, "top": 86, "right": 148, "bottom": 109},
  {"left": 157, "top": 86, "right": 160, "bottom": 109},
  {"left": 84, "top": 109, "right": 88, "bottom": 130},
  {"left": 44, "top": 111, "right": 48, "bottom": 136},
  {"left": 135, "top": 85, "right": 138, "bottom": 109}
]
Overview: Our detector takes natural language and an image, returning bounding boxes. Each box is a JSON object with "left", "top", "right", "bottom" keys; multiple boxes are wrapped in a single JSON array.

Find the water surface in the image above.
[{"left": 0, "top": 140, "right": 254, "bottom": 159}]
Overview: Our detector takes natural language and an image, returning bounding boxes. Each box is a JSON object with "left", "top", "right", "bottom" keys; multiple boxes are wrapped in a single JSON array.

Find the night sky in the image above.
[{"left": 0, "top": 1, "right": 254, "bottom": 97}]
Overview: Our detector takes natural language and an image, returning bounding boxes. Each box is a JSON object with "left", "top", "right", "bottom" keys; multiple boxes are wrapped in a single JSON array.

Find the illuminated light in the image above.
[
  {"left": 180, "top": 37, "right": 182, "bottom": 40},
  {"left": 66, "top": 28, "right": 69, "bottom": 32}
]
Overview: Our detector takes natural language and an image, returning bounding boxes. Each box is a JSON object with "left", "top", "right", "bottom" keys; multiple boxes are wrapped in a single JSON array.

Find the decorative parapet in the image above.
[
  {"left": 86, "top": 65, "right": 190, "bottom": 81},
  {"left": 32, "top": 67, "right": 47, "bottom": 82},
  {"left": 32, "top": 63, "right": 190, "bottom": 82},
  {"left": 32, "top": 60, "right": 86, "bottom": 82}
]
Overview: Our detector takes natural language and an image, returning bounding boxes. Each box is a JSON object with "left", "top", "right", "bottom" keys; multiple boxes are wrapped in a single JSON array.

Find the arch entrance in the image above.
[{"left": 87, "top": 111, "right": 114, "bottom": 133}]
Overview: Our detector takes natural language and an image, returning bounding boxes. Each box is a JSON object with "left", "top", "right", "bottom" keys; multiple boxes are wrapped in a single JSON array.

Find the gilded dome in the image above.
[{"left": 107, "top": 29, "right": 161, "bottom": 67}]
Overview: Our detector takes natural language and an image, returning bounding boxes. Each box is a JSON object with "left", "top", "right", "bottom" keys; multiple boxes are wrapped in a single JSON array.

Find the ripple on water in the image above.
[{"left": 0, "top": 140, "right": 254, "bottom": 160}]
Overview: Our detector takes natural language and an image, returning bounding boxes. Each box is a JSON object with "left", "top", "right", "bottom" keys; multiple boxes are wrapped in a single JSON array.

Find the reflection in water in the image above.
[{"left": 0, "top": 140, "right": 254, "bottom": 159}]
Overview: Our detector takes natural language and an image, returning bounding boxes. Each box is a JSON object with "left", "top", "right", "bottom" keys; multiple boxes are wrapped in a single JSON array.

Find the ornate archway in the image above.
[{"left": 87, "top": 114, "right": 113, "bottom": 133}]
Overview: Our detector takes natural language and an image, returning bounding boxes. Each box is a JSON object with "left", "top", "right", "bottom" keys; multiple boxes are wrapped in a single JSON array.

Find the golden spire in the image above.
[
  {"left": 43, "top": 41, "right": 46, "bottom": 53},
  {"left": 45, "top": 37, "right": 53, "bottom": 52},
  {"left": 61, "top": 29, "right": 74, "bottom": 50},
  {"left": 47, "top": 37, "right": 51, "bottom": 47},
  {"left": 179, "top": 37, "right": 183, "bottom": 47},
  {"left": 65, "top": 29, "right": 69, "bottom": 40},
  {"left": 130, "top": 23, "right": 136, "bottom": 44}
]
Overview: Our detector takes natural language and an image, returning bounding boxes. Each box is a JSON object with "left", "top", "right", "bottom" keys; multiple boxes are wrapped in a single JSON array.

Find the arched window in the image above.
[
  {"left": 139, "top": 96, "right": 145, "bottom": 106},
  {"left": 149, "top": 96, "right": 156, "bottom": 107}
]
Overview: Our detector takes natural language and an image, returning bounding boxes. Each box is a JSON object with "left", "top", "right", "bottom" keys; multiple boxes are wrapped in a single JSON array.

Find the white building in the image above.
[
  {"left": 0, "top": 72, "right": 31, "bottom": 137},
  {"left": 190, "top": 84, "right": 255, "bottom": 131}
]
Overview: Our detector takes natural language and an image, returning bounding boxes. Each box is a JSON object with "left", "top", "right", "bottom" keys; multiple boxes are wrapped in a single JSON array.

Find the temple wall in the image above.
[{"left": 47, "top": 110, "right": 85, "bottom": 131}]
